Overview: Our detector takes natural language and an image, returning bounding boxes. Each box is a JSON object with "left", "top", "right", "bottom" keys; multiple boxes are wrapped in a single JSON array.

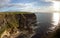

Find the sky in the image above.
[{"left": 0, "top": 0, "right": 60, "bottom": 12}]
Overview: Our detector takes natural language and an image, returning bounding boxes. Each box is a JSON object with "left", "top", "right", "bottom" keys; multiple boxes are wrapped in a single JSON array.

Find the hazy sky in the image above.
[{"left": 0, "top": 0, "right": 60, "bottom": 12}]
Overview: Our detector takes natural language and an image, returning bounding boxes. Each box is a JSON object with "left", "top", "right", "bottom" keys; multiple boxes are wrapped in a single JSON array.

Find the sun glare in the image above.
[
  {"left": 53, "top": 1, "right": 60, "bottom": 12},
  {"left": 49, "top": 1, "right": 60, "bottom": 31},
  {"left": 50, "top": 13, "right": 60, "bottom": 30},
  {"left": 52, "top": 13, "right": 59, "bottom": 25}
]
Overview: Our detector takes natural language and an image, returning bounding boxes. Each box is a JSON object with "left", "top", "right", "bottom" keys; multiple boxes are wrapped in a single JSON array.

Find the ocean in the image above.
[{"left": 31, "top": 13, "right": 60, "bottom": 38}]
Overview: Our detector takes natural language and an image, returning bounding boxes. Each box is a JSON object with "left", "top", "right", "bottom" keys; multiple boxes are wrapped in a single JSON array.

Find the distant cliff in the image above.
[{"left": 0, "top": 12, "right": 37, "bottom": 38}]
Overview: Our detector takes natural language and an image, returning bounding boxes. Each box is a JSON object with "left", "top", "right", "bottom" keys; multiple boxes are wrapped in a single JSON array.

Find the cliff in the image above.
[{"left": 0, "top": 12, "right": 37, "bottom": 38}]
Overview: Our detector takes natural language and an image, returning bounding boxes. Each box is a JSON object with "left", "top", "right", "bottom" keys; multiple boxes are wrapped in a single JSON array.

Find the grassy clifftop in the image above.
[{"left": 0, "top": 12, "right": 33, "bottom": 14}]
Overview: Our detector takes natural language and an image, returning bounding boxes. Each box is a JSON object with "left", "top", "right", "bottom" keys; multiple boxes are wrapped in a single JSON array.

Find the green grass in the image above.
[{"left": 0, "top": 12, "right": 33, "bottom": 14}]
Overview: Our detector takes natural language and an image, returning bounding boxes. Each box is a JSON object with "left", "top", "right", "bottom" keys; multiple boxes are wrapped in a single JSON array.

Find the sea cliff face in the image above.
[{"left": 0, "top": 12, "right": 37, "bottom": 38}]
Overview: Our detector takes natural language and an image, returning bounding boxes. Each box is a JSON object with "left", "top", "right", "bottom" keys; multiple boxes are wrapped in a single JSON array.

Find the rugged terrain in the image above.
[{"left": 0, "top": 12, "right": 37, "bottom": 38}]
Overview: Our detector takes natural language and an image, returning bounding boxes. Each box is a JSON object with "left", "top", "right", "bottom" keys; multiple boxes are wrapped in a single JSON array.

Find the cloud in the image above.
[
  {"left": 53, "top": 0, "right": 60, "bottom": 1},
  {"left": 0, "top": 2, "right": 53, "bottom": 12},
  {"left": 0, "top": 0, "right": 36, "bottom": 8},
  {"left": 5, "top": 2, "right": 53, "bottom": 12},
  {"left": 44, "top": 0, "right": 60, "bottom": 2},
  {"left": 0, "top": 0, "right": 10, "bottom": 4},
  {"left": 0, "top": 0, "right": 53, "bottom": 12},
  {"left": 0, "top": 0, "right": 11, "bottom": 8}
]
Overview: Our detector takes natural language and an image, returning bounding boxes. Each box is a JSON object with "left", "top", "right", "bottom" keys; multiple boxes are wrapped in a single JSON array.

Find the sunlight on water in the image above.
[
  {"left": 52, "top": 13, "right": 59, "bottom": 25},
  {"left": 50, "top": 1, "right": 60, "bottom": 30},
  {"left": 48, "top": 13, "right": 60, "bottom": 32},
  {"left": 51, "top": 13, "right": 60, "bottom": 30}
]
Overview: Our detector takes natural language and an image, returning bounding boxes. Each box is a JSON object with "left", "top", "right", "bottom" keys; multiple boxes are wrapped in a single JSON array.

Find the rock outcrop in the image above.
[{"left": 0, "top": 12, "right": 37, "bottom": 38}]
